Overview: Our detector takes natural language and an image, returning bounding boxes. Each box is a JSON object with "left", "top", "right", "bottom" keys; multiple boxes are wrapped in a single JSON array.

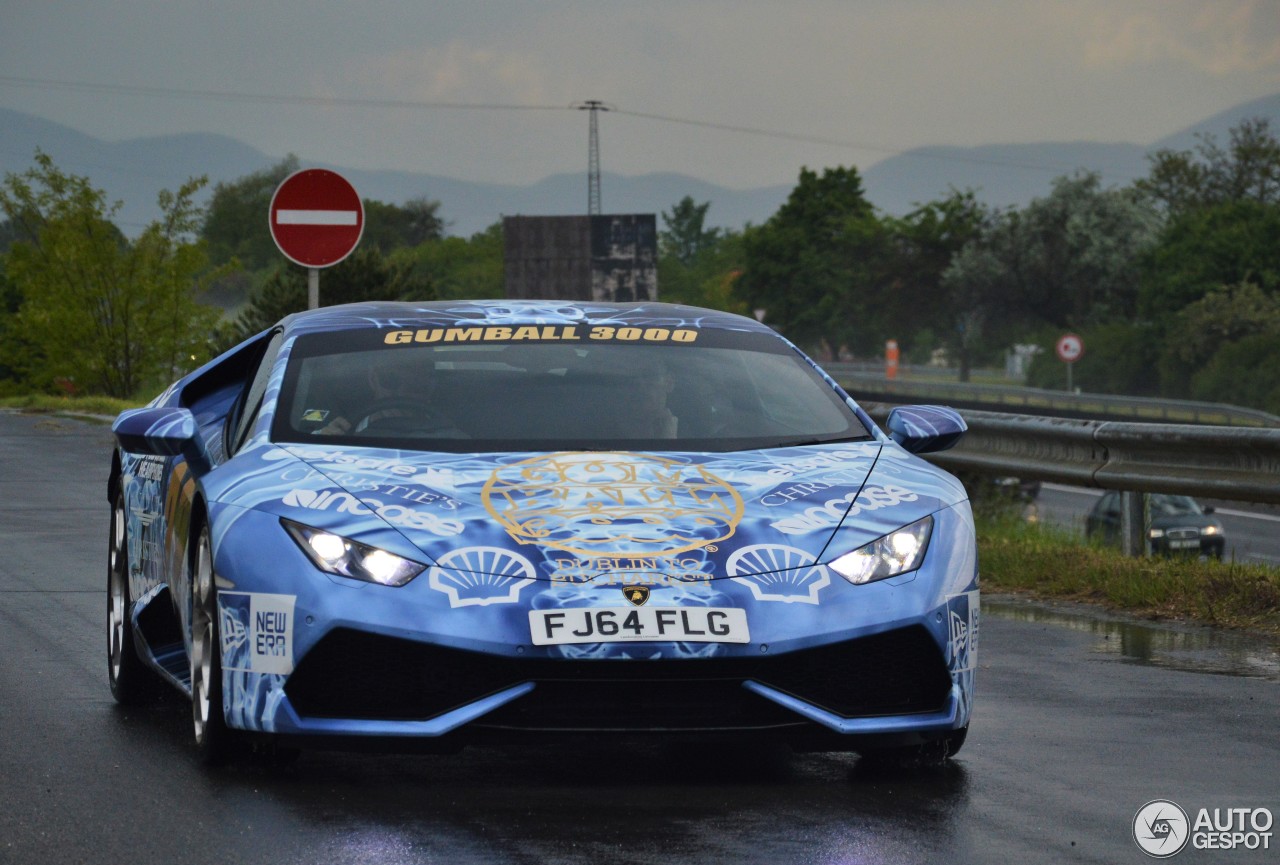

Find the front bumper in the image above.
[{"left": 210, "top": 502, "right": 979, "bottom": 750}]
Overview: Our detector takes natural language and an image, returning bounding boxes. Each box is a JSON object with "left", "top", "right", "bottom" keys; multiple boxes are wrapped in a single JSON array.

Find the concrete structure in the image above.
[{"left": 503, "top": 215, "right": 657, "bottom": 302}]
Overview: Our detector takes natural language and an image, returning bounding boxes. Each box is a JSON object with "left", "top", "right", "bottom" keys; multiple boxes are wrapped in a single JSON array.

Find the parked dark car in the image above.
[{"left": 1085, "top": 492, "right": 1225, "bottom": 559}]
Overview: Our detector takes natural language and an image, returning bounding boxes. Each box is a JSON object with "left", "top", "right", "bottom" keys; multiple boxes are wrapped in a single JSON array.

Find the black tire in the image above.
[
  {"left": 190, "top": 521, "right": 235, "bottom": 765},
  {"left": 108, "top": 486, "right": 160, "bottom": 705}
]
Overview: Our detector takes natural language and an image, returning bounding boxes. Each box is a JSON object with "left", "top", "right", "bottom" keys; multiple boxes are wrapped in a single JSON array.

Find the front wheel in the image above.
[
  {"left": 190, "top": 523, "right": 234, "bottom": 764},
  {"left": 108, "top": 487, "right": 159, "bottom": 705}
]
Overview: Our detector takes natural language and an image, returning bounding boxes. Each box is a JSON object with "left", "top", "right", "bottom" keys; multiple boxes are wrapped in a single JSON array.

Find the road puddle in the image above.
[{"left": 985, "top": 597, "right": 1280, "bottom": 680}]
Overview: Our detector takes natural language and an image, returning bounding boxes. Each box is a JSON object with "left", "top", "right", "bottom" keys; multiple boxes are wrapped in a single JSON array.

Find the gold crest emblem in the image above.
[
  {"left": 623, "top": 585, "right": 650, "bottom": 606},
  {"left": 481, "top": 452, "right": 744, "bottom": 557}
]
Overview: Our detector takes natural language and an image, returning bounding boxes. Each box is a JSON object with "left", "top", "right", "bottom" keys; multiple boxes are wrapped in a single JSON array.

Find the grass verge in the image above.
[
  {"left": 0, "top": 394, "right": 139, "bottom": 418},
  {"left": 978, "top": 512, "right": 1280, "bottom": 634}
]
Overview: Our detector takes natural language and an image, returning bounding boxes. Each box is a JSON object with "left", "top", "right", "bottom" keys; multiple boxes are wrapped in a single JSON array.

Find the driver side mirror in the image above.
[
  {"left": 886, "top": 405, "right": 967, "bottom": 455},
  {"left": 113, "top": 407, "right": 213, "bottom": 474}
]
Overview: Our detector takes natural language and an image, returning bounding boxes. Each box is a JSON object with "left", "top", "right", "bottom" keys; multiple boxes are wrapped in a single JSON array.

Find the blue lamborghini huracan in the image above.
[{"left": 108, "top": 300, "right": 976, "bottom": 765}]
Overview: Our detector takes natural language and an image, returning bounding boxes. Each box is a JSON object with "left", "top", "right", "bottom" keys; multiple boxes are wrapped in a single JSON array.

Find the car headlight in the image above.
[
  {"left": 1202, "top": 525, "right": 1219, "bottom": 536},
  {"left": 1149, "top": 528, "right": 1165, "bottom": 539},
  {"left": 829, "top": 515, "right": 933, "bottom": 585},
  {"left": 282, "top": 519, "right": 426, "bottom": 586}
]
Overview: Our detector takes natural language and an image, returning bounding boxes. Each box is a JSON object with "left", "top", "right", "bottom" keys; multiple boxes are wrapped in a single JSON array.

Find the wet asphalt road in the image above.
[{"left": 1, "top": 411, "right": 1277, "bottom": 865}]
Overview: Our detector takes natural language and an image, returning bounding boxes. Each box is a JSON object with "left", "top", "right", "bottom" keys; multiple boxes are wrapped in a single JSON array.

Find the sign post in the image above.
[
  {"left": 268, "top": 169, "right": 364, "bottom": 309},
  {"left": 1055, "top": 333, "right": 1084, "bottom": 391},
  {"left": 885, "top": 339, "right": 900, "bottom": 380}
]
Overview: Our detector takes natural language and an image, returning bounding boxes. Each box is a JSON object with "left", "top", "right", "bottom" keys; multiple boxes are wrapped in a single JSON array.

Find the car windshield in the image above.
[
  {"left": 1150, "top": 494, "right": 1204, "bottom": 517},
  {"left": 272, "top": 325, "right": 873, "bottom": 453}
]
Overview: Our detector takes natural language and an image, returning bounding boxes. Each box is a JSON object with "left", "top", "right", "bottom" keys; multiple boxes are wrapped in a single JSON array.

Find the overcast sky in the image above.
[{"left": 3, "top": 1, "right": 1280, "bottom": 189}]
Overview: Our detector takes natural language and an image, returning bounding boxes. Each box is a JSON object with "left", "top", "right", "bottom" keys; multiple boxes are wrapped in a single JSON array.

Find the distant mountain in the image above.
[
  {"left": 1151, "top": 92, "right": 1280, "bottom": 151},
  {"left": 862, "top": 92, "right": 1280, "bottom": 213},
  {"left": 0, "top": 107, "right": 789, "bottom": 238},
  {"left": 2, "top": 93, "right": 1278, "bottom": 236},
  {"left": 861, "top": 141, "right": 1150, "bottom": 213}
]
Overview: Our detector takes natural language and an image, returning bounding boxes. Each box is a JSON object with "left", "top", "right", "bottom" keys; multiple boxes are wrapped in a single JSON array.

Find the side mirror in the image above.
[
  {"left": 113, "top": 407, "right": 212, "bottom": 474},
  {"left": 886, "top": 405, "right": 967, "bottom": 455},
  {"left": 1202, "top": 505, "right": 1215, "bottom": 515}
]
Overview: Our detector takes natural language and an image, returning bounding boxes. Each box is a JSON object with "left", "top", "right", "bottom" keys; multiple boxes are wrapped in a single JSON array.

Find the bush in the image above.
[{"left": 1190, "top": 333, "right": 1280, "bottom": 414}]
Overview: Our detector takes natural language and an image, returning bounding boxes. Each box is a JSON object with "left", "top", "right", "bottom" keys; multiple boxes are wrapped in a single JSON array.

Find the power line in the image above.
[
  {"left": 610, "top": 108, "right": 1143, "bottom": 179},
  {"left": 0, "top": 74, "right": 1144, "bottom": 181}
]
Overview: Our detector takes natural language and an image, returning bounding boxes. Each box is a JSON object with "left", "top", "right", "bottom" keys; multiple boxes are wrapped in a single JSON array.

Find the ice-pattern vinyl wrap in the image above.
[
  {"left": 113, "top": 301, "right": 978, "bottom": 740},
  {"left": 199, "top": 438, "right": 975, "bottom": 733}
]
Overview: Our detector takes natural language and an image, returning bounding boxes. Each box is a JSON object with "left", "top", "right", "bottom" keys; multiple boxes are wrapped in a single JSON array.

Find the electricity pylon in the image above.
[{"left": 574, "top": 100, "right": 611, "bottom": 215}]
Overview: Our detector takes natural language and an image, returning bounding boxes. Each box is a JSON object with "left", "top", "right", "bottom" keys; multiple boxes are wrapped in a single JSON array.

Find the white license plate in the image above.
[
  {"left": 1169, "top": 539, "right": 1199, "bottom": 550},
  {"left": 529, "top": 607, "right": 749, "bottom": 646}
]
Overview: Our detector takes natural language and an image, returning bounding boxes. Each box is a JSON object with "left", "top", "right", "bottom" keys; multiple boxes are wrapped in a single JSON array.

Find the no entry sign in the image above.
[
  {"left": 1056, "top": 333, "right": 1084, "bottom": 364},
  {"left": 269, "top": 169, "right": 364, "bottom": 268}
]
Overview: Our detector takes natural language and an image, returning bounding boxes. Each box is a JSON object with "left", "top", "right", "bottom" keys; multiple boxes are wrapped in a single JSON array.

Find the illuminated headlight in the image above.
[
  {"left": 1202, "top": 526, "right": 1219, "bottom": 536},
  {"left": 829, "top": 516, "right": 933, "bottom": 585},
  {"left": 1149, "top": 528, "right": 1165, "bottom": 539},
  {"left": 282, "top": 519, "right": 426, "bottom": 586}
]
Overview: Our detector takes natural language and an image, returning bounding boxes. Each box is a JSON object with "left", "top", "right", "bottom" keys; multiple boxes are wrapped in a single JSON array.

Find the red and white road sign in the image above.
[
  {"left": 269, "top": 169, "right": 364, "bottom": 267},
  {"left": 1056, "top": 333, "right": 1084, "bottom": 363}
]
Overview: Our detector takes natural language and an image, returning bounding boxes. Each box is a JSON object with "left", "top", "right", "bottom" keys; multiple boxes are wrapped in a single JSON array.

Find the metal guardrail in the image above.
[
  {"left": 836, "top": 367, "right": 1280, "bottom": 428},
  {"left": 865, "top": 406, "right": 1280, "bottom": 506}
]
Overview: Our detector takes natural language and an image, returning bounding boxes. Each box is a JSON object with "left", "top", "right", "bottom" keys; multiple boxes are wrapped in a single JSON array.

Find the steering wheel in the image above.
[{"left": 351, "top": 396, "right": 440, "bottom": 434}]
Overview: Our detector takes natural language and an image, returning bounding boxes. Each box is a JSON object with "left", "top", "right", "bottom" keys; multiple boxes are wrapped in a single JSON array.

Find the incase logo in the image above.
[{"left": 768, "top": 484, "right": 918, "bottom": 536}]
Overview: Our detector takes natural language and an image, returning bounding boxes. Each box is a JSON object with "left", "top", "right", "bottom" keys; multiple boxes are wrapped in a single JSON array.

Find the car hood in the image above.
[
  {"left": 1150, "top": 513, "right": 1218, "bottom": 531},
  {"left": 222, "top": 441, "right": 967, "bottom": 579}
]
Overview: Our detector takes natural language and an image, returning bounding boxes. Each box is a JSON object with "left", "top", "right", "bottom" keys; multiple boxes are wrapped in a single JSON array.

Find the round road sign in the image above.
[
  {"left": 269, "top": 169, "right": 364, "bottom": 268},
  {"left": 1056, "top": 333, "right": 1084, "bottom": 364}
]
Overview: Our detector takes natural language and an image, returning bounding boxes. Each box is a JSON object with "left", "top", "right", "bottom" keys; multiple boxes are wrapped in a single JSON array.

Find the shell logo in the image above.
[{"left": 481, "top": 452, "right": 744, "bottom": 558}]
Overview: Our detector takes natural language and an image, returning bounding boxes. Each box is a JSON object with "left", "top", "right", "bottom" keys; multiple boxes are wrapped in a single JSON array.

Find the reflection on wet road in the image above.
[{"left": 986, "top": 597, "right": 1280, "bottom": 680}]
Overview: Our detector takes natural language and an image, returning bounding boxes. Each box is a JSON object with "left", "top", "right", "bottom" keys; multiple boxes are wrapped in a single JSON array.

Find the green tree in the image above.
[
  {"left": 1139, "top": 118, "right": 1280, "bottom": 215},
  {"left": 943, "top": 173, "right": 1161, "bottom": 379},
  {"left": 881, "top": 191, "right": 988, "bottom": 373},
  {"left": 736, "top": 166, "right": 876, "bottom": 348},
  {"left": 0, "top": 152, "right": 220, "bottom": 397},
  {"left": 0, "top": 263, "right": 29, "bottom": 393},
  {"left": 939, "top": 220, "right": 1006, "bottom": 380},
  {"left": 234, "top": 245, "right": 436, "bottom": 338},
  {"left": 402, "top": 222, "right": 504, "bottom": 301},
  {"left": 1189, "top": 332, "right": 1280, "bottom": 414},
  {"left": 658, "top": 227, "right": 747, "bottom": 312},
  {"left": 1132, "top": 119, "right": 1280, "bottom": 400},
  {"left": 201, "top": 155, "right": 300, "bottom": 270},
  {"left": 655, "top": 197, "right": 747, "bottom": 312},
  {"left": 659, "top": 196, "right": 722, "bottom": 267},
  {"left": 363, "top": 196, "right": 446, "bottom": 253},
  {"left": 1138, "top": 200, "right": 1280, "bottom": 317},
  {"left": 1025, "top": 320, "right": 1162, "bottom": 395},
  {"left": 1153, "top": 280, "right": 1280, "bottom": 399}
]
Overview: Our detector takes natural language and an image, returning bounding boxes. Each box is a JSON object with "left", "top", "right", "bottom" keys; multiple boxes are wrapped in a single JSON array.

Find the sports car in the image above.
[{"left": 108, "top": 300, "right": 977, "bottom": 765}]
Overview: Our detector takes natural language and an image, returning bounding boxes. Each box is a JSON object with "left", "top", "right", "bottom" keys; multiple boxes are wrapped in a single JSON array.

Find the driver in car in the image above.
[{"left": 314, "top": 351, "right": 450, "bottom": 436}]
